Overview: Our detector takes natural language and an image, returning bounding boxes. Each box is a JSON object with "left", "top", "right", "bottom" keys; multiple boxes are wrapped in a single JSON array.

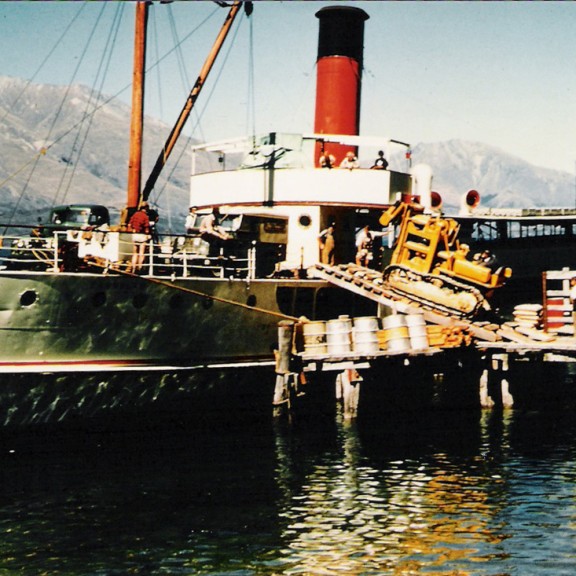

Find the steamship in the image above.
[{"left": 0, "top": 2, "right": 574, "bottom": 380}]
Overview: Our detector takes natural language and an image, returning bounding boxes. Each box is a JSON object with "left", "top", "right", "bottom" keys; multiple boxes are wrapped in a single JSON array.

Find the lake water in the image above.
[{"left": 0, "top": 372, "right": 575, "bottom": 575}]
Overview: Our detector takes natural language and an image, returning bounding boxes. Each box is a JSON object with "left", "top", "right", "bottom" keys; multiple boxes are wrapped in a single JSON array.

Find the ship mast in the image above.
[
  {"left": 140, "top": 0, "right": 247, "bottom": 204},
  {"left": 126, "top": 0, "right": 149, "bottom": 217}
]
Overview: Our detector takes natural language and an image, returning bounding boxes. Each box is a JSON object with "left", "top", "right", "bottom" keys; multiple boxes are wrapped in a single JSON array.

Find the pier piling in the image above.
[
  {"left": 336, "top": 369, "right": 362, "bottom": 419},
  {"left": 480, "top": 353, "right": 514, "bottom": 409}
]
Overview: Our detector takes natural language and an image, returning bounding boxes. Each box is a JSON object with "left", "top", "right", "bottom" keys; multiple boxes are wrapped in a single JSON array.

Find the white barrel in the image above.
[
  {"left": 382, "top": 315, "right": 407, "bottom": 330},
  {"left": 406, "top": 314, "right": 428, "bottom": 350},
  {"left": 326, "top": 317, "right": 352, "bottom": 355},
  {"left": 382, "top": 315, "right": 411, "bottom": 353},
  {"left": 352, "top": 331, "right": 379, "bottom": 354},
  {"left": 352, "top": 316, "right": 380, "bottom": 354},
  {"left": 353, "top": 316, "right": 379, "bottom": 332},
  {"left": 303, "top": 343, "right": 328, "bottom": 356},
  {"left": 302, "top": 321, "right": 327, "bottom": 354}
]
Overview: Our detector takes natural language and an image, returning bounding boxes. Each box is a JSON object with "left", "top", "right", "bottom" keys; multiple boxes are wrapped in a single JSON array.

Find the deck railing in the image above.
[{"left": 0, "top": 228, "right": 258, "bottom": 280}]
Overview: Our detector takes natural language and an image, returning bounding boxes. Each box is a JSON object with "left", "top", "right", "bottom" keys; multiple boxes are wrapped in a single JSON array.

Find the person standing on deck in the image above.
[
  {"left": 371, "top": 150, "right": 388, "bottom": 170},
  {"left": 319, "top": 152, "right": 336, "bottom": 168},
  {"left": 318, "top": 223, "right": 336, "bottom": 265},
  {"left": 355, "top": 225, "right": 373, "bottom": 267},
  {"left": 128, "top": 204, "right": 151, "bottom": 273},
  {"left": 199, "top": 207, "right": 229, "bottom": 256},
  {"left": 340, "top": 151, "right": 359, "bottom": 170},
  {"left": 146, "top": 203, "right": 159, "bottom": 244},
  {"left": 185, "top": 206, "right": 197, "bottom": 234}
]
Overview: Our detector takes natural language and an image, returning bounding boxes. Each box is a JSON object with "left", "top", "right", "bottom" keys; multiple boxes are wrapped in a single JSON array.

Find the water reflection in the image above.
[
  {"left": 273, "top": 408, "right": 576, "bottom": 575},
  {"left": 0, "top": 403, "right": 574, "bottom": 574}
]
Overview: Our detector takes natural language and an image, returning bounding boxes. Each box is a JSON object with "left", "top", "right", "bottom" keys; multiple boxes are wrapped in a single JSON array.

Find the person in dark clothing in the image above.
[
  {"left": 128, "top": 204, "right": 150, "bottom": 273},
  {"left": 146, "top": 204, "right": 159, "bottom": 243},
  {"left": 371, "top": 150, "right": 388, "bottom": 170},
  {"left": 199, "top": 207, "right": 229, "bottom": 256}
]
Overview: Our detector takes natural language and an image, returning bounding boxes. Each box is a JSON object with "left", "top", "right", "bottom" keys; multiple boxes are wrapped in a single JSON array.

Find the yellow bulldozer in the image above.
[{"left": 379, "top": 201, "right": 512, "bottom": 317}]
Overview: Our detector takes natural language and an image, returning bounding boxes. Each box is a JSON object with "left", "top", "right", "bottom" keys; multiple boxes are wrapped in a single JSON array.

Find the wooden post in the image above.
[
  {"left": 339, "top": 369, "right": 361, "bottom": 419},
  {"left": 495, "top": 353, "right": 514, "bottom": 408},
  {"left": 480, "top": 353, "right": 513, "bottom": 409},
  {"left": 479, "top": 367, "right": 494, "bottom": 408},
  {"left": 276, "top": 321, "right": 294, "bottom": 375},
  {"left": 273, "top": 373, "right": 297, "bottom": 418},
  {"left": 335, "top": 372, "right": 343, "bottom": 401},
  {"left": 274, "top": 321, "right": 296, "bottom": 418}
]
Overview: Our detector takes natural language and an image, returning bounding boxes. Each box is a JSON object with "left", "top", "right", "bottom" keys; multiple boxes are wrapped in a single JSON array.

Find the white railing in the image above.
[{"left": 0, "top": 228, "right": 258, "bottom": 280}]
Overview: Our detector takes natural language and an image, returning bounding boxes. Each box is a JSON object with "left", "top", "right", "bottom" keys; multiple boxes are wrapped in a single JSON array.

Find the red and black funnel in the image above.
[{"left": 314, "top": 6, "right": 369, "bottom": 166}]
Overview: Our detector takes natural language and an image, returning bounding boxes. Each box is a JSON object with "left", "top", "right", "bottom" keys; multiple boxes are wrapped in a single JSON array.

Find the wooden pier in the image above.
[{"left": 273, "top": 265, "right": 576, "bottom": 419}]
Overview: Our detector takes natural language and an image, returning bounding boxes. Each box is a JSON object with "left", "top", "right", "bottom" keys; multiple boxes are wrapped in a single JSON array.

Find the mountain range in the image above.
[
  {"left": 412, "top": 140, "right": 574, "bottom": 212},
  {"left": 0, "top": 76, "right": 194, "bottom": 231},
  {"left": 0, "top": 76, "right": 573, "bottom": 232}
]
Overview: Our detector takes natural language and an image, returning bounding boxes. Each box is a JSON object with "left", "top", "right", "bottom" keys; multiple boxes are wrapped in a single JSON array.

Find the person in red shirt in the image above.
[{"left": 128, "top": 203, "right": 151, "bottom": 273}]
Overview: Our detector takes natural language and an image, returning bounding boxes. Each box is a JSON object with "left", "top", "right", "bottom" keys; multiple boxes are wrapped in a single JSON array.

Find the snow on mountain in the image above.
[{"left": 0, "top": 77, "right": 573, "bottom": 229}]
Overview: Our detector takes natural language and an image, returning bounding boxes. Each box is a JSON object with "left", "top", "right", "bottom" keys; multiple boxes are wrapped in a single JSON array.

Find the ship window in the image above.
[
  {"left": 298, "top": 214, "right": 312, "bottom": 228},
  {"left": 507, "top": 220, "right": 569, "bottom": 241},
  {"left": 92, "top": 292, "right": 106, "bottom": 307},
  {"left": 19, "top": 290, "right": 38, "bottom": 307},
  {"left": 263, "top": 221, "right": 287, "bottom": 234},
  {"left": 509, "top": 222, "right": 521, "bottom": 239},
  {"left": 474, "top": 220, "right": 501, "bottom": 241}
]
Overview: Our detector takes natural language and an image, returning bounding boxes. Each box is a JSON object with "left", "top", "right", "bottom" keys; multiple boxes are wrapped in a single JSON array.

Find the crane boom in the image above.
[{"left": 140, "top": 1, "right": 247, "bottom": 205}]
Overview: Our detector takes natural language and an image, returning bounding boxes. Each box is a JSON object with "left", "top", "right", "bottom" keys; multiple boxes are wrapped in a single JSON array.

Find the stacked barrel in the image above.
[
  {"left": 302, "top": 315, "right": 380, "bottom": 356},
  {"left": 378, "top": 314, "right": 429, "bottom": 352},
  {"left": 301, "top": 314, "right": 438, "bottom": 356}
]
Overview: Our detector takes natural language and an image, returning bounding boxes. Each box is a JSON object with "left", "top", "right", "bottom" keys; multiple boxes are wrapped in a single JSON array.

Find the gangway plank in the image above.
[{"left": 309, "top": 263, "right": 500, "bottom": 342}]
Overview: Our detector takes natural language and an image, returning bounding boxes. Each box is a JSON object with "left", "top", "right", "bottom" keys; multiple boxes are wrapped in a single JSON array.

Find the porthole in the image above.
[
  {"left": 92, "top": 292, "right": 106, "bottom": 308},
  {"left": 20, "top": 290, "right": 38, "bottom": 307},
  {"left": 298, "top": 214, "right": 312, "bottom": 228},
  {"left": 246, "top": 294, "right": 257, "bottom": 307},
  {"left": 133, "top": 293, "right": 148, "bottom": 309}
]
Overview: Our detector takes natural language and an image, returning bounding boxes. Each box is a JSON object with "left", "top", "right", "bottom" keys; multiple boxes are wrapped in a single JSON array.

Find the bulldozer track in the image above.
[{"left": 383, "top": 264, "right": 487, "bottom": 318}]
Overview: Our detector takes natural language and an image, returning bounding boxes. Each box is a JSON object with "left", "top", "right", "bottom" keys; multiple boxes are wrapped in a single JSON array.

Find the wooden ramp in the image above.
[{"left": 309, "top": 263, "right": 500, "bottom": 342}]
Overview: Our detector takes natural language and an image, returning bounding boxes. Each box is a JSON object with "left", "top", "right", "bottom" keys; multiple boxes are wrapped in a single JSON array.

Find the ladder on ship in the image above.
[{"left": 309, "top": 263, "right": 500, "bottom": 342}]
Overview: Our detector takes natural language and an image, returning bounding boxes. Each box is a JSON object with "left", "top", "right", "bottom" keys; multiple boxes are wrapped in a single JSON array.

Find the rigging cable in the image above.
[
  {"left": 166, "top": 6, "right": 208, "bottom": 145},
  {"left": 2, "top": 3, "right": 87, "bottom": 227},
  {"left": 149, "top": 7, "right": 172, "bottom": 230},
  {"left": 152, "top": 6, "right": 247, "bottom": 220},
  {"left": 56, "top": 3, "right": 126, "bottom": 206},
  {"left": 0, "top": 3, "right": 87, "bottom": 127},
  {"left": 2, "top": 3, "right": 228, "bottom": 230},
  {"left": 147, "top": 2, "right": 206, "bottom": 232},
  {"left": 7, "top": 2, "right": 109, "bottom": 226},
  {"left": 148, "top": 3, "right": 225, "bottom": 231},
  {"left": 87, "top": 259, "right": 299, "bottom": 322},
  {"left": 127, "top": 3, "right": 224, "bottom": 228},
  {"left": 246, "top": 4, "right": 256, "bottom": 143},
  {"left": 146, "top": 2, "right": 239, "bottom": 212}
]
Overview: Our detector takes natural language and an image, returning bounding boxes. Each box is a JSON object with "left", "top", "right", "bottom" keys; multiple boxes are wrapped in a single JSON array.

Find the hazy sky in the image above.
[{"left": 1, "top": 1, "right": 575, "bottom": 173}]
